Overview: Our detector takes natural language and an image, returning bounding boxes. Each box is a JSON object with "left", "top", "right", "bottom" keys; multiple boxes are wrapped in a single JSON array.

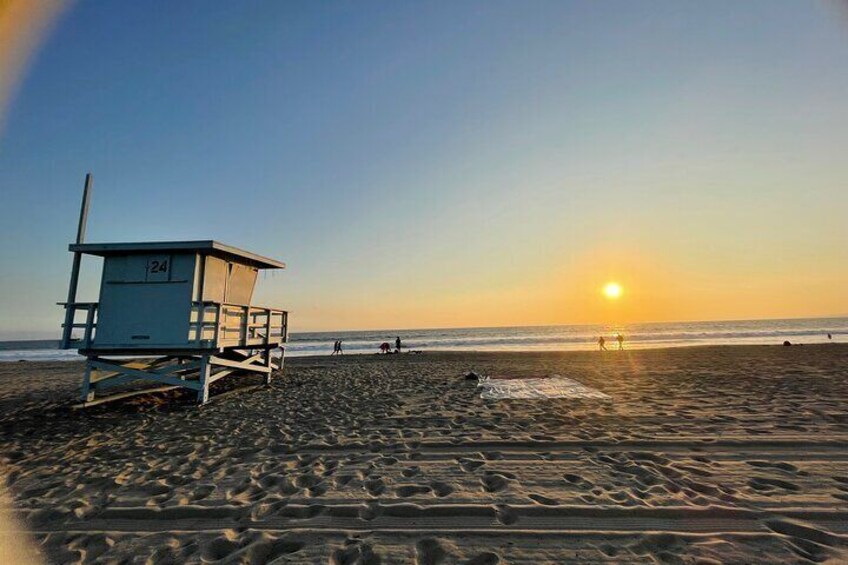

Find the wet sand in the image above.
[{"left": 1, "top": 345, "right": 847, "bottom": 563}]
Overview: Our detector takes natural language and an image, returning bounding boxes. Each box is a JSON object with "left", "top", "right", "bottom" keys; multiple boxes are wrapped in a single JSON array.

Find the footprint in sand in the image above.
[
  {"left": 334, "top": 474, "right": 355, "bottom": 488},
  {"left": 308, "top": 482, "right": 328, "bottom": 497},
  {"left": 458, "top": 458, "right": 486, "bottom": 473},
  {"left": 279, "top": 504, "right": 325, "bottom": 520},
  {"left": 628, "top": 533, "right": 684, "bottom": 559},
  {"left": 359, "top": 501, "right": 382, "bottom": 521},
  {"left": 357, "top": 466, "right": 376, "bottom": 480},
  {"left": 321, "top": 460, "right": 340, "bottom": 476},
  {"left": 563, "top": 473, "right": 584, "bottom": 484},
  {"left": 364, "top": 478, "right": 386, "bottom": 496},
  {"left": 481, "top": 473, "right": 511, "bottom": 493},
  {"left": 528, "top": 493, "right": 558, "bottom": 506},
  {"left": 748, "top": 477, "right": 800, "bottom": 492},
  {"left": 416, "top": 538, "right": 449, "bottom": 565},
  {"left": 250, "top": 499, "right": 287, "bottom": 521},
  {"left": 494, "top": 504, "right": 518, "bottom": 525},
  {"left": 465, "top": 552, "right": 500, "bottom": 565},
  {"left": 396, "top": 485, "right": 432, "bottom": 498},
  {"left": 746, "top": 460, "right": 799, "bottom": 474},
  {"left": 190, "top": 484, "right": 215, "bottom": 502},
  {"left": 258, "top": 474, "right": 284, "bottom": 489},
  {"left": 294, "top": 474, "right": 322, "bottom": 489},
  {"left": 201, "top": 535, "right": 240, "bottom": 562},
  {"left": 430, "top": 481, "right": 454, "bottom": 497},
  {"left": 296, "top": 454, "right": 319, "bottom": 468},
  {"left": 331, "top": 539, "right": 381, "bottom": 565},
  {"left": 262, "top": 538, "right": 306, "bottom": 561}
]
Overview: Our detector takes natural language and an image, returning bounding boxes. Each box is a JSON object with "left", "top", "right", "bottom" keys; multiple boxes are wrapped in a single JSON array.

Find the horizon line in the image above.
[{"left": 4, "top": 313, "right": 846, "bottom": 343}]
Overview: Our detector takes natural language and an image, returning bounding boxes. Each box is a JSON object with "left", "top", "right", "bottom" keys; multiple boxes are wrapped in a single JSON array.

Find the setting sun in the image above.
[{"left": 603, "top": 282, "right": 622, "bottom": 300}]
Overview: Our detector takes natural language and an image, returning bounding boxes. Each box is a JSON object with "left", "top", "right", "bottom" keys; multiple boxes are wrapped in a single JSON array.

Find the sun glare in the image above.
[{"left": 603, "top": 282, "right": 622, "bottom": 300}]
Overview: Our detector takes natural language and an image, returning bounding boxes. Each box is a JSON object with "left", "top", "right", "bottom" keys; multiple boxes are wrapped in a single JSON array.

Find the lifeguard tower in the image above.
[{"left": 59, "top": 175, "right": 288, "bottom": 405}]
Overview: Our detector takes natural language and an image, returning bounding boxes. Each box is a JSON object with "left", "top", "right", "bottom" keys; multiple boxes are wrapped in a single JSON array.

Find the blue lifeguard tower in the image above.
[{"left": 59, "top": 175, "right": 288, "bottom": 405}]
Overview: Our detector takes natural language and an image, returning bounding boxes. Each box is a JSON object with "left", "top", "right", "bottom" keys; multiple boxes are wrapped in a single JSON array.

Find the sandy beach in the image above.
[{"left": 1, "top": 345, "right": 847, "bottom": 563}]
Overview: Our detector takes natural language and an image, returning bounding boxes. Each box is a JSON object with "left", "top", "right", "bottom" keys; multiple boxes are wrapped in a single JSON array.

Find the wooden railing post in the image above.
[
  {"left": 213, "top": 303, "right": 221, "bottom": 348},
  {"left": 197, "top": 354, "right": 210, "bottom": 405},
  {"left": 196, "top": 302, "right": 205, "bottom": 344},
  {"left": 263, "top": 308, "right": 274, "bottom": 385},
  {"left": 83, "top": 305, "right": 96, "bottom": 349},
  {"left": 265, "top": 308, "right": 272, "bottom": 347}
]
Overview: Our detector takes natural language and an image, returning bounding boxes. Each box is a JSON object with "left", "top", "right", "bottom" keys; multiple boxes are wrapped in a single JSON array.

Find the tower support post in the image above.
[
  {"left": 197, "top": 353, "right": 211, "bottom": 405},
  {"left": 80, "top": 358, "right": 95, "bottom": 402}
]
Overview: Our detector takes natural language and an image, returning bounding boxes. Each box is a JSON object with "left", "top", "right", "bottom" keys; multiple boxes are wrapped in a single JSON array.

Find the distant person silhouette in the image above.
[
  {"left": 332, "top": 340, "right": 339, "bottom": 355},
  {"left": 598, "top": 336, "right": 607, "bottom": 351},
  {"left": 335, "top": 340, "right": 344, "bottom": 355},
  {"left": 828, "top": 333, "right": 832, "bottom": 341},
  {"left": 395, "top": 336, "right": 402, "bottom": 353},
  {"left": 616, "top": 333, "right": 624, "bottom": 350}
]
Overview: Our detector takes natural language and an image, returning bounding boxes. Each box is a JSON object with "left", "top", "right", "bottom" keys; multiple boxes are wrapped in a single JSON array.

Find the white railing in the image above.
[
  {"left": 189, "top": 302, "right": 288, "bottom": 348},
  {"left": 59, "top": 301, "right": 287, "bottom": 350},
  {"left": 59, "top": 302, "right": 98, "bottom": 349}
]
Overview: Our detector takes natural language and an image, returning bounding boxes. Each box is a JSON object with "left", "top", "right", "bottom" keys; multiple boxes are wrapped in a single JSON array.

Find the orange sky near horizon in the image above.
[{"left": 266, "top": 241, "right": 847, "bottom": 332}]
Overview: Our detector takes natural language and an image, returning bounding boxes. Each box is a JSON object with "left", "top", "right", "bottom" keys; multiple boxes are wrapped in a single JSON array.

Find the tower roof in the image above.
[{"left": 69, "top": 240, "right": 285, "bottom": 269}]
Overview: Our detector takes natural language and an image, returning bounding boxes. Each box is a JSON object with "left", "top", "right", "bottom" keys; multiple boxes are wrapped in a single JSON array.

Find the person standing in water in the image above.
[
  {"left": 616, "top": 333, "right": 624, "bottom": 350},
  {"left": 395, "top": 336, "right": 402, "bottom": 353},
  {"left": 598, "top": 336, "right": 607, "bottom": 351}
]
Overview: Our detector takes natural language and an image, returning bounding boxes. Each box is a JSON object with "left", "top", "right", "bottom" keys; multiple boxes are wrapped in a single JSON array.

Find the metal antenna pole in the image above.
[{"left": 61, "top": 173, "right": 93, "bottom": 348}]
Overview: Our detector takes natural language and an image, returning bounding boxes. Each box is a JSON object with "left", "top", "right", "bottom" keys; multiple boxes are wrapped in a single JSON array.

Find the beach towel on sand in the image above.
[{"left": 477, "top": 375, "right": 610, "bottom": 400}]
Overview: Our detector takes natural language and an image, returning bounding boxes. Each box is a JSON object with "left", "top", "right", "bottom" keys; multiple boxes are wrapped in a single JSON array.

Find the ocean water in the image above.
[{"left": 1, "top": 317, "right": 845, "bottom": 362}]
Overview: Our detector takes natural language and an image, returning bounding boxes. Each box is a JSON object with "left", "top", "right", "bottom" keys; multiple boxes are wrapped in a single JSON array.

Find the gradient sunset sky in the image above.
[{"left": 1, "top": 1, "right": 846, "bottom": 337}]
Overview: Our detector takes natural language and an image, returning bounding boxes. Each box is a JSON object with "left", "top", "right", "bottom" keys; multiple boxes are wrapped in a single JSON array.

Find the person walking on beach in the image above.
[
  {"left": 616, "top": 333, "right": 624, "bottom": 350},
  {"left": 332, "top": 340, "right": 339, "bottom": 355},
  {"left": 333, "top": 340, "right": 343, "bottom": 355},
  {"left": 395, "top": 336, "right": 402, "bottom": 353},
  {"left": 598, "top": 336, "right": 607, "bottom": 351}
]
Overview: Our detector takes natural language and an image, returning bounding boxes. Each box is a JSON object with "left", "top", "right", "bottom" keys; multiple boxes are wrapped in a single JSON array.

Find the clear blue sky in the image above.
[{"left": 1, "top": 1, "right": 847, "bottom": 338}]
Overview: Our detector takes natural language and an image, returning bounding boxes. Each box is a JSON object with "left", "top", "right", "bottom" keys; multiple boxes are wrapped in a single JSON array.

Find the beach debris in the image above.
[
  {"left": 478, "top": 375, "right": 610, "bottom": 400},
  {"left": 465, "top": 371, "right": 481, "bottom": 380},
  {"left": 783, "top": 341, "right": 792, "bottom": 346}
]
